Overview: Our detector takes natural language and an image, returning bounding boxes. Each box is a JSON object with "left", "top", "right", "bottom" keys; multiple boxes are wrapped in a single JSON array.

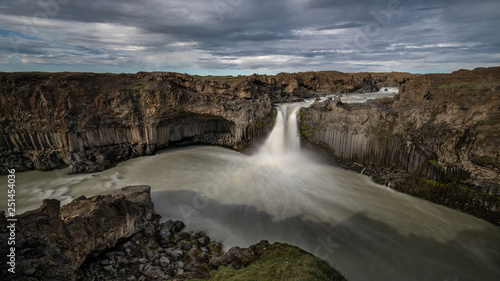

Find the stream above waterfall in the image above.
[{"left": 1, "top": 87, "right": 499, "bottom": 281}]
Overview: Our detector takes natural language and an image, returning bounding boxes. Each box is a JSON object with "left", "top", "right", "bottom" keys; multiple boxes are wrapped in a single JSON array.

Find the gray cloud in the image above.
[{"left": 0, "top": 0, "right": 499, "bottom": 74}]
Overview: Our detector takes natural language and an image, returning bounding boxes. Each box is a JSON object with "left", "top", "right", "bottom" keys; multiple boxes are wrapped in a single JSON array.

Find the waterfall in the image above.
[
  {"left": 263, "top": 104, "right": 302, "bottom": 155},
  {"left": 252, "top": 103, "right": 309, "bottom": 165}
]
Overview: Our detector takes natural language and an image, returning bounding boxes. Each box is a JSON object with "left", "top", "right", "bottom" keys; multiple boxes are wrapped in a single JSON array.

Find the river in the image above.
[{"left": 1, "top": 88, "right": 499, "bottom": 281}]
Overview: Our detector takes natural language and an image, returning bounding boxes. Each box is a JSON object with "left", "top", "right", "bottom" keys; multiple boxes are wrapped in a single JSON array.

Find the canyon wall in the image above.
[
  {"left": 300, "top": 67, "right": 500, "bottom": 224},
  {"left": 0, "top": 71, "right": 409, "bottom": 173},
  {"left": 0, "top": 72, "right": 277, "bottom": 173},
  {"left": 1, "top": 68, "right": 498, "bottom": 222}
]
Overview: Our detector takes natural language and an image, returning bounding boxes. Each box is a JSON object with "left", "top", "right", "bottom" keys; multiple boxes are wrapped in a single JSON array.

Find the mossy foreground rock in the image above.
[{"left": 194, "top": 241, "right": 347, "bottom": 281}]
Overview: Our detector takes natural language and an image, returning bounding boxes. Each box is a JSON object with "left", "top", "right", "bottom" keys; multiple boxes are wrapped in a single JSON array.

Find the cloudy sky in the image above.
[{"left": 1, "top": 0, "right": 499, "bottom": 75}]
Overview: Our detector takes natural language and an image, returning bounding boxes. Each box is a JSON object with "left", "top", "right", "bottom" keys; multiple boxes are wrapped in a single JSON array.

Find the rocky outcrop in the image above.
[
  {"left": 77, "top": 220, "right": 347, "bottom": 281},
  {"left": 206, "top": 241, "right": 347, "bottom": 281},
  {"left": 0, "top": 185, "right": 154, "bottom": 280},
  {"left": 77, "top": 217, "right": 222, "bottom": 280},
  {"left": 0, "top": 186, "right": 346, "bottom": 281},
  {"left": 0, "top": 71, "right": 411, "bottom": 174},
  {"left": 300, "top": 67, "right": 500, "bottom": 225},
  {"left": 231, "top": 71, "right": 411, "bottom": 102}
]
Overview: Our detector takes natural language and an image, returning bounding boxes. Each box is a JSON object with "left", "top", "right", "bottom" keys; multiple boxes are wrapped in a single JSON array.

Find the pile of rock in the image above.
[{"left": 77, "top": 217, "right": 222, "bottom": 280}]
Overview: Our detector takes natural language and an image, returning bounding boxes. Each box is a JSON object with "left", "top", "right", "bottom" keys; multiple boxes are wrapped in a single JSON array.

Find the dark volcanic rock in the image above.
[
  {"left": 76, "top": 216, "right": 224, "bottom": 281},
  {"left": 0, "top": 185, "right": 154, "bottom": 280},
  {"left": 0, "top": 72, "right": 276, "bottom": 174},
  {"left": 300, "top": 67, "right": 500, "bottom": 225}
]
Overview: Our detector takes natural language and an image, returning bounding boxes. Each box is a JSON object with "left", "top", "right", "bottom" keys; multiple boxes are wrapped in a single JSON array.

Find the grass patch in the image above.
[
  {"left": 198, "top": 76, "right": 241, "bottom": 82},
  {"left": 436, "top": 82, "right": 488, "bottom": 90},
  {"left": 126, "top": 82, "right": 147, "bottom": 96},
  {"left": 193, "top": 242, "right": 346, "bottom": 281}
]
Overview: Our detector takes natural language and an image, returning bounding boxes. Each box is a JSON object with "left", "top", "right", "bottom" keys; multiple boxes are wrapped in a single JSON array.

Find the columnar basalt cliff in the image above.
[
  {"left": 300, "top": 67, "right": 500, "bottom": 225},
  {"left": 0, "top": 72, "right": 275, "bottom": 173},
  {"left": 0, "top": 71, "right": 410, "bottom": 174}
]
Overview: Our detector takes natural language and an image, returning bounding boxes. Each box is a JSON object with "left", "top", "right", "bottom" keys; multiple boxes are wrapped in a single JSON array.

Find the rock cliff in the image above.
[
  {"left": 300, "top": 67, "right": 500, "bottom": 225},
  {"left": 0, "top": 71, "right": 410, "bottom": 174},
  {"left": 0, "top": 185, "right": 154, "bottom": 280},
  {"left": 0, "top": 72, "right": 274, "bottom": 173}
]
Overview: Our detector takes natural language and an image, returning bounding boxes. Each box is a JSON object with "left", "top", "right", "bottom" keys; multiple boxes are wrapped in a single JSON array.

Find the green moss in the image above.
[
  {"left": 126, "top": 82, "right": 148, "bottom": 96},
  {"left": 255, "top": 109, "right": 277, "bottom": 128},
  {"left": 417, "top": 177, "right": 477, "bottom": 193},
  {"left": 192, "top": 243, "right": 346, "bottom": 281},
  {"left": 428, "top": 160, "right": 440, "bottom": 167},
  {"left": 299, "top": 124, "right": 315, "bottom": 140},
  {"left": 375, "top": 119, "right": 396, "bottom": 147},
  {"left": 471, "top": 156, "right": 500, "bottom": 169},
  {"left": 436, "top": 82, "right": 487, "bottom": 90},
  {"left": 298, "top": 110, "right": 324, "bottom": 141},
  {"left": 198, "top": 76, "right": 240, "bottom": 82}
]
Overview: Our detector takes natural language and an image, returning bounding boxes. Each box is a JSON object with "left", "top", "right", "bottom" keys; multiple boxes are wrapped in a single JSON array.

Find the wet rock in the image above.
[
  {"left": 159, "top": 225, "right": 171, "bottom": 242},
  {"left": 181, "top": 242, "right": 192, "bottom": 251},
  {"left": 173, "top": 220, "right": 185, "bottom": 233},
  {"left": 220, "top": 246, "right": 254, "bottom": 270},
  {"left": 209, "top": 256, "right": 222, "bottom": 268},
  {"left": 197, "top": 235, "right": 210, "bottom": 247},
  {"left": 159, "top": 256, "right": 170, "bottom": 267},
  {"left": 198, "top": 252, "right": 209, "bottom": 263},
  {"left": 165, "top": 248, "right": 179, "bottom": 261}
]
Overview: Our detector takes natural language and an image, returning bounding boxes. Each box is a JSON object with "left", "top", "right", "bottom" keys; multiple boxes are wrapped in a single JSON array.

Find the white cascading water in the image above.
[
  {"left": 2, "top": 88, "right": 499, "bottom": 281},
  {"left": 254, "top": 103, "right": 305, "bottom": 163}
]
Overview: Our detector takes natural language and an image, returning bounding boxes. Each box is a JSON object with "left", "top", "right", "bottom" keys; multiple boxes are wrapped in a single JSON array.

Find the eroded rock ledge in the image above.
[
  {"left": 0, "top": 186, "right": 346, "bottom": 281},
  {"left": 0, "top": 185, "right": 154, "bottom": 280},
  {"left": 299, "top": 67, "right": 500, "bottom": 225}
]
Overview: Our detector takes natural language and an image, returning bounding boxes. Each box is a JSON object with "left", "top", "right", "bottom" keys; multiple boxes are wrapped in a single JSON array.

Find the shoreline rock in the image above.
[{"left": 0, "top": 185, "right": 154, "bottom": 280}]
